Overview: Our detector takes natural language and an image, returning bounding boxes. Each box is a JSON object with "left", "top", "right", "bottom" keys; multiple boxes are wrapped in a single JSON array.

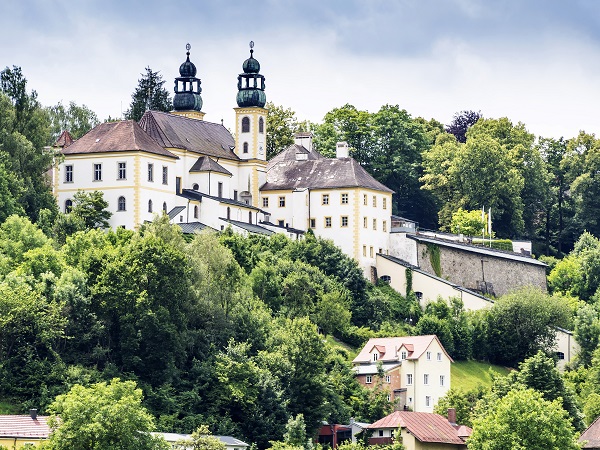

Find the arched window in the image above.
[
  {"left": 241, "top": 116, "right": 250, "bottom": 133},
  {"left": 249, "top": 211, "right": 252, "bottom": 224},
  {"left": 65, "top": 199, "right": 73, "bottom": 213},
  {"left": 148, "top": 199, "right": 153, "bottom": 213},
  {"left": 192, "top": 183, "right": 199, "bottom": 191},
  {"left": 194, "top": 205, "right": 198, "bottom": 219},
  {"left": 163, "top": 202, "right": 167, "bottom": 212},
  {"left": 117, "top": 196, "right": 126, "bottom": 211},
  {"left": 243, "top": 142, "right": 249, "bottom": 154},
  {"left": 259, "top": 117, "right": 264, "bottom": 133}
]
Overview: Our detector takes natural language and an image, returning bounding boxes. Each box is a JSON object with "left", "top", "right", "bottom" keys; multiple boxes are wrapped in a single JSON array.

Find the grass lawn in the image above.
[{"left": 451, "top": 360, "right": 511, "bottom": 391}]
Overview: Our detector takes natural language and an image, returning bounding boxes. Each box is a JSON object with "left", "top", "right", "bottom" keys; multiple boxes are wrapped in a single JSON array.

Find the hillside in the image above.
[{"left": 451, "top": 360, "right": 511, "bottom": 391}]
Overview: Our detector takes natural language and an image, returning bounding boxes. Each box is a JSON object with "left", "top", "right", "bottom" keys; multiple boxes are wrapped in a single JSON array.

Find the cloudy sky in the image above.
[{"left": 2, "top": 0, "right": 600, "bottom": 139}]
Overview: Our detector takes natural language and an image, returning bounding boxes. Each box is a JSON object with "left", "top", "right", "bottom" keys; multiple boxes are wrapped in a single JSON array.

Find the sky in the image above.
[{"left": 2, "top": 0, "right": 600, "bottom": 139}]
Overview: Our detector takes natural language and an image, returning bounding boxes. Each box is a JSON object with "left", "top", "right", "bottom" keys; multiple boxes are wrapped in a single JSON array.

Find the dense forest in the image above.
[{"left": 3, "top": 64, "right": 600, "bottom": 448}]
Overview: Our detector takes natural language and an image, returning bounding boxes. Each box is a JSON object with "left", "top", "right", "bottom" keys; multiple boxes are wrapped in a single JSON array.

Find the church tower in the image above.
[
  {"left": 234, "top": 42, "right": 268, "bottom": 208},
  {"left": 172, "top": 44, "right": 205, "bottom": 120},
  {"left": 234, "top": 41, "right": 267, "bottom": 161}
]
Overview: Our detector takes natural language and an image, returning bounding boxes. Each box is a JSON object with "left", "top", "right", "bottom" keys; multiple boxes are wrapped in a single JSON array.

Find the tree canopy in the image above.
[{"left": 125, "top": 67, "right": 172, "bottom": 121}]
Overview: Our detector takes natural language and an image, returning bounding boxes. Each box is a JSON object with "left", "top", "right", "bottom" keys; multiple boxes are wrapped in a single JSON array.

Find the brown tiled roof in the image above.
[
  {"left": 580, "top": 416, "right": 600, "bottom": 448},
  {"left": 54, "top": 130, "right": 74, "bottom": 148},
  {"left": 0, "top": 415, "right": 50, "bottom": 438},
  {"left": 269, "top": 144, "right": 323, "bottom": 163},
  {"left": 263, "top": 156, "right": 393, "bottom": 192},
  {"left": 189, "top": 156, "right": 232, "bottom": 176},
  {"left": 139, "top": 111, "right": 237, "bottom": 160},
  {"left": 369, "top": 411, "right": 470, "bottom": 445},
  {"left": 61, "top": 120, "right": 177, "bottom": 159},
  {"left": 353, "top": 335, "right": 453, "bottom": 364}
]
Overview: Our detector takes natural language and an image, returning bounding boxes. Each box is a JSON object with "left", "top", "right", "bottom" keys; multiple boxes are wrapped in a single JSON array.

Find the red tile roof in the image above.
[
  {"left": 61, "top": 120, "right": 177, "bottom": 159},
  {"left": 369, "top": 411, "right": 470, "bottom": 445},
  {"left": 0, "top": 415, "right": 50, "bottom": 438},
  {"left": 580, "top": 416, "right": 600, "bottom": 448},
  {"left": 54, "top": 130, "right": 74, "bottom": 148},
  {"left": 353, "top": 335, "right": 453, "bottom": 364}
]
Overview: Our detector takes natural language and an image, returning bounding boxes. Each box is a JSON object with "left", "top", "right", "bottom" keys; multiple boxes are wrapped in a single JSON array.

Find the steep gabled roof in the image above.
[
  {"left": 0, "top": 415, "right": 50, "bottom": 439},
  {"left": 263, "top": 156, "right": 393, "bottom": 192},
  {"left": 269, "top": 144, "right": 323, "bottom": 163},
  {"left": 189, "top": 156, "right": 233, "bottom": 175},
  {"left": 61, "top": 120, "right": 177, "bottom": 159},
  {"left": 353, "top": 335, "right": 453, "bottom": 364},
  {"left": 139, "top": 111, "right": 237, "bottom": 160},
  {"left": 54, "top": 130, "right": 74, "bottom": 148},
  {"left": 369, "top": 411, "right": 470, "bottom": 445},
  {"left": 580, "top": 416, "right": 600, "bottom": 448}
]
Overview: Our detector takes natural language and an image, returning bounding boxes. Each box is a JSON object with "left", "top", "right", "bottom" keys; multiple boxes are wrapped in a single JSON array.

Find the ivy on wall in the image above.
[
  {"left": 426, "top": 243, "right": 442, "bottom": 277},
  {"left": 405, "top": 267, "right": 413, "bottom": 297}
]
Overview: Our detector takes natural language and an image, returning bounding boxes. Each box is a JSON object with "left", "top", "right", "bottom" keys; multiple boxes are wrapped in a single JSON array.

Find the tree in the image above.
[
  {"left": 283, "top": 414, "right": 307, "bottom": 448},
  {"left": 266, "top": 102, "right": 297, "bottom": 159},
  {"left": 125, "top": 67, "right": 172, "bottom": 121},
  {"left": 445, "top": 110, "right": 481, "bottom": 143},
  {"left": 574, "top": 303, "right": 600, "bottom": 367},
  {"left": 449, "top": 208, "right": 487, "bottom": 237},
  {"left": 47, "top": 101, "right": 99, "bottom": 141},
  {"left": 434, "top": 387, "right": 487, "bottom": 428},
  {"left": 70, "top": 190, "right": 112, "bottom": 229},
  {"left": 46, "top": 378, "right": 169, "bottom": 450},
  {"left": 486, "top": 287, "right": 571, "bottom": 367},
  {"left": 468, "top": 388, "right": 581, "bottom": 450},
  {"left": 176, "top": 425, "right": 226, "bottom": 450}
]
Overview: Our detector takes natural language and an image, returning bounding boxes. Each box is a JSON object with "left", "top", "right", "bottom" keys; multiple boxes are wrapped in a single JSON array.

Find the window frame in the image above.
[
  {"left": 147, "top": 163, "right": 154, "bottom": 182},
  {"left": 406, "top": 373, "right": 413, "bottom": 385},
  {"left": 322, "top": 194, "right": 329, "bottom": 205},
  {"left": 65, "top": 164, "right": 73, "bottom": 183},
  {"left": 117, "top": 162, "right": 126, "bottom": 180},
  {"left": 263, "top": 197, "right": 269, "bottom": 208},
  {"left": 341, "top": 216, "right": 348, "bottom": 227},
  {"left": 324, "top": 217, "right": 332, "bottom": 228},
  {"left": 279, "top": 196, "right": 285, "bottom": 207},
  {"left": 241, "top": 116, "right": 250, "bottom": 133},
  {"left": 365, "top": 375, "right": 372, "bottom": 384},
  {"left": 93, "top": 163, "right": 102, "bottom": 181},
  {"left": 117, "top": 196, "right": 126, "bottom": 212},
  {"left": 162, "top": 166, "right": 168, "bottom": 185},
  {"left": 424, "top": 374, "right": 429, "bottom": 385},
  {"left": 341, "top": 193, "right": 349, "bottom": 204}
]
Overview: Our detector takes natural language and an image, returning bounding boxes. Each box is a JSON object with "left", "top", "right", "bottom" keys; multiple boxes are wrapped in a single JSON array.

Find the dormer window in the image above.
[
  {"left": 373, "top": 353, "right": 378, "bottom": 362},
  {"left": 401, "top": 351, "right": 407, "bottom": 360}
]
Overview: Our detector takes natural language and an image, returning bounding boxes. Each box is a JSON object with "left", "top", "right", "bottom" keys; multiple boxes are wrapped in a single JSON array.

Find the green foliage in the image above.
[
  {"left": 47, "top": 101, "right": 99, "bottom": 141},
  {"left": 266, "top": 102, "right": 298, "bottom": 160},
  {"left": 70, "top": 190, "right": 112, "bottom": 229},
  {"left": 125, "top": 67, "right": 172, "bottom": 121},
  {"left": 584, "top": 392, "right": 600, "bottom": 426},
  {"left": 574, "top": 303, "right": 600, "bottom": 367},
  {"left": 469, "top": 388, "right": 581, "bottom": 450},
  {"left": 283, "top": 414, "right": 307, "bottom": 448},
  {"left": 450, "top": 208, "right": 486, "bottom": 237},
  {"left": 434, "top": 386, "right": 487, "bottom": 427},
  {"left": 425, "top": 243, "right": 441, "bottom": 277},
  {"left": 176, "top": 425, "right": 227, "bottom": 450},
  {"left": 46, "top": 378, "right": 169, "bottom": 450}
]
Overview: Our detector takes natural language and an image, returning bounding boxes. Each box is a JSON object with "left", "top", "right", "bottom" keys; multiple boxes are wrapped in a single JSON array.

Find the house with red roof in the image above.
[
  {"left": 367, "top": 409, "right": 471, "bottom": 450},
  {"left": 353, "top": 335, "right": 452, "bottom": 412},
  {"left": 0, "top": 410, "right": 50, "bottom": 448}
]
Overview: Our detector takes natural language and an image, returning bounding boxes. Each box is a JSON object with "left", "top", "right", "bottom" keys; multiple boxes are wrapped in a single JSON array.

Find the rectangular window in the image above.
[
  {"left": 234, "top": 190, "right": 238, "bottom": 201},
  {"left": 218, "top": 182, "right": 223, "bottom": 198},
  {"left": 279, "top": 196, "right": 285, "bottom": 207},
  {"left": 65, "top": 165, "right": 73, "bottom": 183},
  {"left": 325, "top": 217, "right": 332, "bottom": 228},
  {"left": 93, "top": 163, "right": 102, "bottom": 181},
  {"left": 162, "top": 166, "right": 168, "bottom": 184},
  {"left": 322, "top": 194, "right": 329, "bottom": 205},
  {"left": 263, "top": 197, "right": 269, "bottom": 207},
  {"left": 341, "top": 193, "right": 349, "bottom": 204},
  {"left": 370, "top": 247, "right": 374, "bottom": 258},
  {"left": 437, "top": 352, "right": 442, "bottom": 361},
  {"left": 366, "top": 375, "right": 372, "bottom": 384},
  {"left": 341, "top": 216, "right": 348, "bottom": 227},
  {"left": 383, "top": 197, "right": 387, "bottom": 209},
  {"left": 383, "top": 220, "right": 387, "bottom": 232},
  {"left": 406, "top": 374, "right": 413, "bottom": 385},
  {"left": 387, "top": 394, "right": 391, "bottom": 402},
  {"left": 378, "top": 430, "right": 384, "bottom": 437},
  {"left": 373, "top": 195, "right": 377, "bottom": 207},
  {"left": 373, "top": 353, "right": 378, "bottom": 362},
  {"left": 278, "top": 220, "right": 284, "bottom": 227},
  {"left": 424, "top": 374, "right": 429, "bottom": 385},
  {"left": 385, "top": 375, "right": 391, "bottom": 383},
  {"left": 147, "top": 163, "right": 154, "bottom": 182},
  {"left": 401, "top": 351, "right": 407, "bottom": 360},
  {"left": 363, "top": 217, "right": 367, "bottom": 228},
  {"left": 373, "top": 218, "right": 377, "bottom": 230},
  {"left": 426, "top": 396, "right": 431, "bottom": 407},
  {"left": 310, "top": 218, "right": 316, "bottom": 228},
  {"left": 363, "top": 194, "right": 367, "bottom": 205},
  {"left": 363, "top": 245, "right": 366, "bottom": 257},
  {"left": 117, "top": 162, "right": 126, "bottom": 180},
  {"left": 440, "top": 375, "right": 445, "bottom": 386},
  {"left": 426, "top": 351, "right": 431, "bottom": 360}
]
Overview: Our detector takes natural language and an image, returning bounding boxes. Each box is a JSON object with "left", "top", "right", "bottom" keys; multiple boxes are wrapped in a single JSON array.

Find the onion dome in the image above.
[
  {"left": 173, "top": 43, "right": 203, "bottom": 112},
  {"left": 236, "top": 41, "right": 266, "bottom": 108}
]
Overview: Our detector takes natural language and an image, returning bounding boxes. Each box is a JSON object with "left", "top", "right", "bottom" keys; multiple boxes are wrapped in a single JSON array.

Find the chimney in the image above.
[
  {"left": 30, "top": 409, "right": 38, "bottom": 420},
  {"left": 336, "top": 141, "right": 349, "bottom": 159},
  {"left": 294, "top": 132, "right": 313, "bottom": 152},
  {"left": 447, "top": 408, "right": 456, "bottom": 426}
]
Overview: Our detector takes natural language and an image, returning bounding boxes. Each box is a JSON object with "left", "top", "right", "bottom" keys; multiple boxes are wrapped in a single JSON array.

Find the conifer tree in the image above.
[{"left": 125, "top": 67, "right": 172, "bottom": 121}]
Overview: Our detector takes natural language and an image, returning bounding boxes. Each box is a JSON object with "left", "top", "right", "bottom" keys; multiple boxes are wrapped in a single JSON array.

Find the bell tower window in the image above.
[
  {"left": 243, "top": 142, "right": 249, "bottom": 154},
  {"left": 259, "top": 117, "right": 264, "bottom": 133},
  {"left": 241, "top": 117, "right": 250, "bottom": 133}
]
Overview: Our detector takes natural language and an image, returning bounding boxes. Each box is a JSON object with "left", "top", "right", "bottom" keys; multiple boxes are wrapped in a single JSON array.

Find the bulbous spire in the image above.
[
  {"left": 174, "top": 43, "right": 203, "bottom": 112},
  {"left": 236, "top": 41, "right": 266, "bottom": 108}
]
